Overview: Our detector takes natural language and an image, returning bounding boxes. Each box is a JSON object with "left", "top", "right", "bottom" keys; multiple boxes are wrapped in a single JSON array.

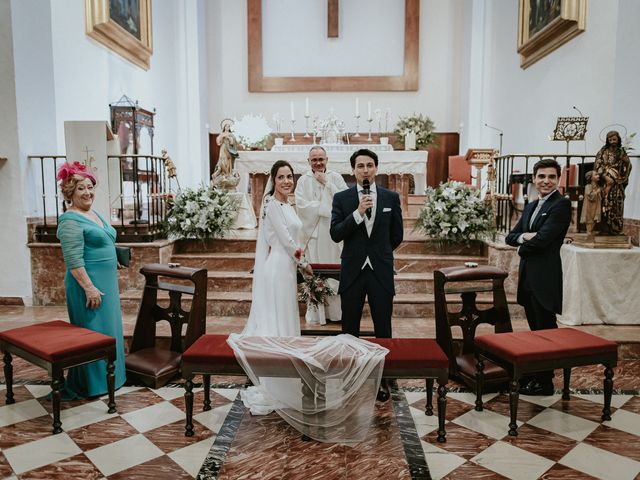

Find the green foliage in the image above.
[
  {"left": 298, "top": 274, "right": 335, "bottom": 310},
  {"left": 166, "top": 185, "right": 238, "bottom": 239},
  {"left": 415, "top": 181, "right": 495, "bottom": 243},
  {"left": 394, "top": 113, "right": 437, "bottom": 149}
]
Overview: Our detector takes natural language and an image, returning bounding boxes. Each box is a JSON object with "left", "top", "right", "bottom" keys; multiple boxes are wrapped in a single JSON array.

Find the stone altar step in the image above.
[
  {"left": 120, "top": 289, "right": 526, "bottom": 320},
  {"left": 169, "top": 252, "right": 487, "bottom": 274}
]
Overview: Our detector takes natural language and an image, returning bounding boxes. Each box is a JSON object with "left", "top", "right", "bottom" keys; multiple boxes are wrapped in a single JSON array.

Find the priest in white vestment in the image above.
[{"left": 295, "top": 146, "right": 348, "bottom": 325}]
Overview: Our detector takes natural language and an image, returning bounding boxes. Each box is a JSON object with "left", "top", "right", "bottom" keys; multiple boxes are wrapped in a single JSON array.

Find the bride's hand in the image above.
[{"left": 302, "top": 264, "right": 313, "bottom": 277}]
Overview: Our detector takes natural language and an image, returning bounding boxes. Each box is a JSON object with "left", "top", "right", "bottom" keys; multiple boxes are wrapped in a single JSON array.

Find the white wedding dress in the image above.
[{"left": 242, "top": 198, "right": 302, "bottom": 337}]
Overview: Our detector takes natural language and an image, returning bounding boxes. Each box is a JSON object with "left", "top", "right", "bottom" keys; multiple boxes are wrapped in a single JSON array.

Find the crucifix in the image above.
[
  {"left": 82, "top": 146, "right": 95, "bottom": 167},
  {"left": 328, "top": 0, "right": 339, "bottom": 38}
]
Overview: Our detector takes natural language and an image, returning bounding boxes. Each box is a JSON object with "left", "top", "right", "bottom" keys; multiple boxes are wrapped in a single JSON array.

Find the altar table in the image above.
[
  {"left": 235, "top": 149, "right": 428, "bottom": 215},
  {"left": 558, "top": 244, "right": 640, "bottom": 325}
]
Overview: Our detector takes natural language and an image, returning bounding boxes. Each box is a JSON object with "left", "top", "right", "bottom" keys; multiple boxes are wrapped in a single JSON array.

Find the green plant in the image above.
[
  {"left": 415, "top": 181, "right": 495, "bottom": 243},
  {"left": 394, "top": 113, "right": 437, "bottom": 149},
  {"left": 166, "top": 185, "right": 238, "bottom": 239}
]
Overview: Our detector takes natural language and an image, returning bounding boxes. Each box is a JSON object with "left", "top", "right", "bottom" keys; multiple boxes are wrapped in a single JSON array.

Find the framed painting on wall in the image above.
[
  {"left": 517, "top": 0, "right": 586, "bottom": 69},
  {"left": 85, "top": 0, "right": 153, "bottom": 70},
  {"left": 247, "top": 0, "right": 419, "bottom": 92}
]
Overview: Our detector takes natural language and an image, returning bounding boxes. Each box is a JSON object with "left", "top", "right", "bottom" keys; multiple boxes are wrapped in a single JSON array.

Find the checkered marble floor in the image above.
[{"left": 1, "top": 380, "right": 639, "bottom": 479}]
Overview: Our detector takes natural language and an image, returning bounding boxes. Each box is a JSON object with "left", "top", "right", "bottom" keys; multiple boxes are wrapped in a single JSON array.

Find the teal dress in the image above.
[{"left": 56, "top": 211, "right": 126, "bottom": 399}]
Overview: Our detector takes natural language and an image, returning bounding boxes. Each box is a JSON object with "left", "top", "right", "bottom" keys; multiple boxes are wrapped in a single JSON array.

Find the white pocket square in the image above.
[
  {"left": 541, "top": 213, "right": 548, "bottom": 216},
  {"left": 383, "top": 207, "right": 392, "bottom": 213}
]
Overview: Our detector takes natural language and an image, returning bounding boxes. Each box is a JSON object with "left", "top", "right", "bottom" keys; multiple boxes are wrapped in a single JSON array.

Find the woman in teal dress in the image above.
[{"left": 55, "top": 162, "right": 126, "bottom": 399}]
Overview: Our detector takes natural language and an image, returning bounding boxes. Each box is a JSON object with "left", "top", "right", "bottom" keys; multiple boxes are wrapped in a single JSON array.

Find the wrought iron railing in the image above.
[
  {"left": 492, "top": 153, "right": 639, "bottom": 234},
  {"left": 29, "top": 154, "right": 174, "bottom": 242}
]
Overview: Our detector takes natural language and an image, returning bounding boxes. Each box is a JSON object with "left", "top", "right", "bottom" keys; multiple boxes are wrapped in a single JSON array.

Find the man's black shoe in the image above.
[
  {"left": 519, "top": 380, "right": 554, "bottom": 396},
  {"left": 376, "top": 388, "right": 390, "bottom": 402}
]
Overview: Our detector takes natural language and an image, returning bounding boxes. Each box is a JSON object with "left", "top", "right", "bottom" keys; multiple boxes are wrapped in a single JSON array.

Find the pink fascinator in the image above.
[{"left": 56, "top": 161, "right": 97, "bottom": 184}]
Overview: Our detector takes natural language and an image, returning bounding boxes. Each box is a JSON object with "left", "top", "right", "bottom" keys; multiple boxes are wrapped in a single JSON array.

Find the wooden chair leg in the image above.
[
  {"left": 425, "top": 378, "right": 434, "bottom": 416},
  {"left": 203, "top": 374, "right": 212, "bottom": 411},
  {"left": 106, "top": 359, "right": 117, "bottom": 414},
  {"left": 508, "top": 378, "right": 519, "bottom": 436},
  {"left": 602, "top": 365, "right": 614, "bottom": 421},
  {"left": 184, "top": 377, "right": 195, "bottom": 437},
  {"left": 562, "top": 367, "right": 571, "bottom": 400},
  {"left": 3, "top": 351, "right": 14, "bottom": 405},
  {"left": 475, "top": 356, "right": 484, "bottom": 411},
  {"left": 436, "top": 382, "right": 447, "bottom": 443},
  {"left": 51, "top": 375, "right": 64, "bottom": 434}
]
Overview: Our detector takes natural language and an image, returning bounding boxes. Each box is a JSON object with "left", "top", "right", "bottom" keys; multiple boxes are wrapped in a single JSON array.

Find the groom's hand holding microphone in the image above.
[{"left": 358, "top": 179, "right": 373, "bottom": 219}]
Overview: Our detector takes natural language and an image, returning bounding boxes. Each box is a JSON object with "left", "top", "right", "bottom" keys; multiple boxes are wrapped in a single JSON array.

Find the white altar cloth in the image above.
[
  {"left": 558, "top": 243, "right": 640, "bottom": 325},
  {"left": 236, "top": 149, "right": 428, "bottom": 194},
  {"left": 270, "top": 143, "right": 393, "bottom": 153}
]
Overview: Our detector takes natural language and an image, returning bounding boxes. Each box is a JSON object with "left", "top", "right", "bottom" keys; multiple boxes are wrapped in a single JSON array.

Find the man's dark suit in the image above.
[
  {"left": 505, "top": 190, "right": 571, "bottom": 331},
  {"left": 330, "top": 185, "right": 403, "bottom": 337}
]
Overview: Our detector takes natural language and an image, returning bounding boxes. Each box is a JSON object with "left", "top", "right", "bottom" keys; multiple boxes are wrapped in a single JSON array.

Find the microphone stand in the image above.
[{"left": 484, "top": 123, "right": 503, "bottom": 155}]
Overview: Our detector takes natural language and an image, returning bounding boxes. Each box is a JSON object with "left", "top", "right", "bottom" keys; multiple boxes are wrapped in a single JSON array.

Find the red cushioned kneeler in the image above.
[
  {"left": 474, "top": 328, "right": 618, "bottom": 437},
  {"left": 0, "top": 320, "right": 117, "bottom": 434},
  {"left": 181, "top": 334, "right": 449, "bottom": 442}
]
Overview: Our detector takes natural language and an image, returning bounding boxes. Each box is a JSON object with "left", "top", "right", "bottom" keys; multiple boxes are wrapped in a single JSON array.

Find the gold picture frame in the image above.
[
  {"left": 518, "top": 0, "right": 586, "bottom": 69},
  {"left": 85, "top": 0, "right": 153, "bottom": 70},
  {"left": 247, "top": 0, "right": 419, "bottom": 92}
]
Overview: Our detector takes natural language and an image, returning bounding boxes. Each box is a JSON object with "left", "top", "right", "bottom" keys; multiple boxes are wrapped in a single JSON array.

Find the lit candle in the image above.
[
  {"left": 355, "top": 97, "right": 360, "bottom": 117},
  {"left": 290, "top": 101, "right": 295, "bottom": 121},
  {"left": 367, "top": 101, "right": 372, "bottom": 120},
  {"left": 305, "top": 98, "right": 310, "bottom": 116}
]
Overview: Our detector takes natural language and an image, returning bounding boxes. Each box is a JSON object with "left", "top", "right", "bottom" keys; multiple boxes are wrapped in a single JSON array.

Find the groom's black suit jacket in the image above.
[{"left": 330, "top": 185, "right": 403, "bottom": 295}]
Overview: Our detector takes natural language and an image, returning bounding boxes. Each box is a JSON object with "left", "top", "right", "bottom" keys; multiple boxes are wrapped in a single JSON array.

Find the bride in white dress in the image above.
[{"left": 242, "top": 160, "right": 312, "bottom": 337}]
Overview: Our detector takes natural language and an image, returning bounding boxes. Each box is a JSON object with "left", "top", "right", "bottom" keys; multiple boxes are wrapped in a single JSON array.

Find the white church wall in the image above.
[
  {"left": 1, "top": 0, "right": 32, "bottom": 300},
  {"left": 206, "top": 0, "right": 464, "bottom": 139}
]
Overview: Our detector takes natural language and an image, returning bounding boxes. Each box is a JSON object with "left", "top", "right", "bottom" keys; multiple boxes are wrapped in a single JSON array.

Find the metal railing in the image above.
[
  {"left": 29, "top": 154, "right": 173, "bottom": 242},
  {"left": 492, "top": 153, "right": 639, "bottom": 233}
]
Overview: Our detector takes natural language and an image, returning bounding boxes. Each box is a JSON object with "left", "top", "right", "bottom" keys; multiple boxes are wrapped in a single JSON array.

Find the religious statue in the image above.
[
  {"left": 593, "top": 130, "right": 632, "bottom": 235},
  {"left": 579, "top": 170, "right": 602, "bottom": 239},
  {"left": 212, "top": 118, "right": 241, "bottom": 190}
]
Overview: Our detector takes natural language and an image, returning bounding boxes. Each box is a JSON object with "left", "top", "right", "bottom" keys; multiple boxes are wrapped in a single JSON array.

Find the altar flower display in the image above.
[
  {"left": 298, "top": 274, "right": 335, "bottom": 311},
  {"left": 416, "top": 181, "right": 495, "bottom": 243},
  {"left": 166, "top": 185, "right": 238, "bottom": 239},
  {"left": 394, "top": 113, "right": 437, "bottom": 149},
  {"left": 233, "top": 113, "right": 273, "bottom": 150}
]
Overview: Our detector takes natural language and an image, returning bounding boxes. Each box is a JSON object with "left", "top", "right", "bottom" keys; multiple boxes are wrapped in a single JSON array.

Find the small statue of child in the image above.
[{"left": 580, "top": 170, "right": 602, "bottom": 239}]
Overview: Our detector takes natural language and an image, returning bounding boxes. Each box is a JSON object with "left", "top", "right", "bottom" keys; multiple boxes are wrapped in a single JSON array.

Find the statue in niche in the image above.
[
  {"left": 580, "top": 170, "right": 602, "bottom": 239},
  {"left": 212, "top": 118, "right": 240, "bottom": 190},
  {"left": 593, "top": 130, "right": 632, "bottom": 235}
]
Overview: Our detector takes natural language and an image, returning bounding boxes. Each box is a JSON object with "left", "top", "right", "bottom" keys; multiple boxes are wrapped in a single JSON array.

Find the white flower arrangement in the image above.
[
  {"left": 394, "top": 113, "right": 437, "bottom": 149},
  {"left": 166, "top": 185, "right": 239, "bottom": 239},
  {"left": 416, "top": 181, "right": 495, "bottom": 243},
  {"left": 233, "top": 113, "right": 272, "bottom": 150}
]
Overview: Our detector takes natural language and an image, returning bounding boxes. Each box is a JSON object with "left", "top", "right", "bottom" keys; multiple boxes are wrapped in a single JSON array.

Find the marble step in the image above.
[
  {"left": 170, "top": 252, "right": 488, "bottom": 273},
  {"left": 120, "top": 290, "right": 526, "bottom": 320}
]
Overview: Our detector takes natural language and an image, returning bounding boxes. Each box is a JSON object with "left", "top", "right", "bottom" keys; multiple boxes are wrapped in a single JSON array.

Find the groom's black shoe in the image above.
[
  {"left": 377, "top": 380, "right": 390, "bottom": 402},
  {"left": 519, "top": 379, "right": 554, "bottom": 396}
]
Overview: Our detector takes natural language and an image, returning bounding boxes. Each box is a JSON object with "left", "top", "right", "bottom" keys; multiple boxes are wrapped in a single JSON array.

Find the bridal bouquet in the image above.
[
  {"left": 166, "top": 185, "right": 238, "bottom": 239},
  {"left": 298, "top": 274, "right": 335, "bottom": 310},
  {"left": 416, "top": 181, "right": 495, "bottom": 243}
]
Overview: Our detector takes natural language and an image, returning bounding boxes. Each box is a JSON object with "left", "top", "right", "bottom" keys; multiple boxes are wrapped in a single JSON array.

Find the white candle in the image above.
[
  {"left": 355, "top": 97, "right": 360, "bottom": 117},
  {"left": 290, "top": 101, "right": 295, "bottom": 121},
  {"left": 305, "top": 98, "right": 310, "bottom": 116},
  {"left": 367, "top": 101, "right": 372, "bottom": 120}
]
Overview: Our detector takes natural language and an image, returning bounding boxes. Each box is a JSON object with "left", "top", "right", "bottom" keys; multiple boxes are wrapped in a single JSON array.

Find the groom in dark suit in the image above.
[
  {"left": 330, "top": 149, "right": 404, "bottom": 339},
  {"left": 506, "top": 158, "right": 571, "bottom": 395}
]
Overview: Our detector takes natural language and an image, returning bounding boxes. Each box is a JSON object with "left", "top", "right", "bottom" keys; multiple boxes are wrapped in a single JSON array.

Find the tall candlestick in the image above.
[
  {"left": 367, "top": 101, "right": 372, "bottom": 121},
  {"left": 355, "top": 98, "right": 360, "bottom": 117},
  {"left": 305, "top": 98, "right": 310, "bottom": 116},
  {"left": 290, "top": 101, "right": 295, "bottom": 121}
]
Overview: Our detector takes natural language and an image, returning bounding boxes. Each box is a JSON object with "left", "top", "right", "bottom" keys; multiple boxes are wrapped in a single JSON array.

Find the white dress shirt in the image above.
[{"left": 353, "top": 183, "right": 377, "bottom": 269}]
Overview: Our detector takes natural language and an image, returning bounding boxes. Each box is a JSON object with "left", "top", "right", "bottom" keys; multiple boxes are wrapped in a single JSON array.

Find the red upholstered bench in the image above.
[
  {"left": 474, "top": 328, "right": 618, "bottom": 436},
  {"left": 0, "top": 321, "right": 117, "bottom": 434},
  {"left": 182, "top": 334, "right": 449, "bottom": 442}
]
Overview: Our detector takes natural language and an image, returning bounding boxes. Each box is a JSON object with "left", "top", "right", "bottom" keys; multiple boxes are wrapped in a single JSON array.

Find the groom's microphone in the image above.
[{"left": 362, "top": 178, "right": 372, "bottom": 219}]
